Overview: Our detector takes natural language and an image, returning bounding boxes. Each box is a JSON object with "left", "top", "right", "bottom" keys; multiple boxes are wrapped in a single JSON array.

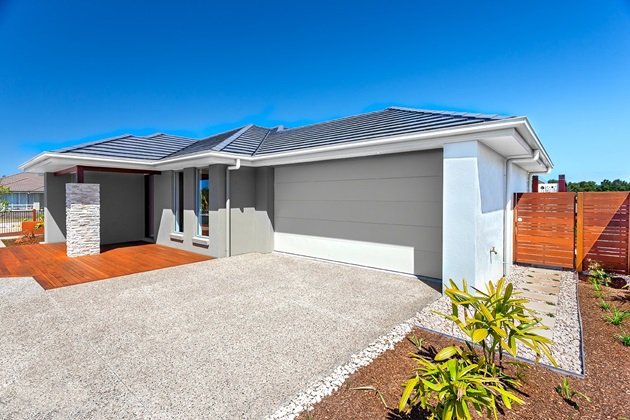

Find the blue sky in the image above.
[{"left": 0, "top": 0, "right": 628, "bottom": 181}]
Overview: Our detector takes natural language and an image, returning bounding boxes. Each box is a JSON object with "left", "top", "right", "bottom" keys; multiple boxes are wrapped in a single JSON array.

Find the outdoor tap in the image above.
[{"left": 490, "top": 246, "right": 498, "bottom": 255}]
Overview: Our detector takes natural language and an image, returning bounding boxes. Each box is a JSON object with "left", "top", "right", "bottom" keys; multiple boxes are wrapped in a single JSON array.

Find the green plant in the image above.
[
  {"left": 0, "top": 185, "right": 9, "bottom": 213},
  {"left": 617, "top": 333, "right": 630, "bottom": 346},
  {"left": 408, "top": 334, "right": 425, "bottom": 352},
  {"left": 588, "top": 261, "right": 610, "bottom": 287},
  {"left": 555, "top": 378, "right": 590, "bottom": 410},
  {"left": 399, "top": 346, "right": 523, "bottom": 419},
  {"left": 439, "top": 278, "right": 556, "bottom": 366},
  {"left": 353, "top": 385, "right": 389, "bottom": 409},
  {"left": 599, "top": 299, "right": 611, "bottom": 311},
  {"left": 605, "top": 308, "right": 630, "bottom": 326}
]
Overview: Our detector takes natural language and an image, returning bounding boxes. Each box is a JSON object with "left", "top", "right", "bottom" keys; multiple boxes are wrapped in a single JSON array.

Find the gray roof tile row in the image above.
[{"left": 56, "top": 107, "right": 510, "bottom": 160}]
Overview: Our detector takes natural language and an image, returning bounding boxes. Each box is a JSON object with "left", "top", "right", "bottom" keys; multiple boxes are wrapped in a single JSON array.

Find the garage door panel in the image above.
[
  {"left": 275, "top": 177, "right": 442, "bottom": 203},
  {"left": 274, "top": 150, "right": 443, "bottom": 278},
  {"left": 275, "top": 217, "right": 442, "bottom": 253},
  {"left": 414, "top": 251, "right": 442, "bottom": 279},
  {"left": 275, "top": 150, "right": 443, "bottom": 184},
  {"left": 275, "top": 200, "right": 442, "bottom": 228}
]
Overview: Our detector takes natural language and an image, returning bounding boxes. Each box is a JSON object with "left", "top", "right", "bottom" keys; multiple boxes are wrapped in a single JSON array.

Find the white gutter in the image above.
[
  {"left": 503, "top": 150, "right": 542, "bottom": 276},
  {"left": 225, "top": 158, "right": 241, "bottom": 257}
]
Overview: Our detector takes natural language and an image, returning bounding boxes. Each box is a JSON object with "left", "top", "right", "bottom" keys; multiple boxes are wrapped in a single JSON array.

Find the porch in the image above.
[{"left": 0, "top": 242, "right": 211, "bottom": 289}]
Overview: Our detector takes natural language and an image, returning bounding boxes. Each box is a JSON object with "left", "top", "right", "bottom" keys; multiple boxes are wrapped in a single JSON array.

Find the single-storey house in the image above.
[
  {"left": 20, "top": 107, "right": 552, "bottom": 288},
  {"left": 0, "top": 172, "right": 45, "bottom": 210}
]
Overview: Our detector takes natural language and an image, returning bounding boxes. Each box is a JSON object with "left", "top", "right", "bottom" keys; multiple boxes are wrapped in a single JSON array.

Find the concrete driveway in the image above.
[{"left": 0, "top": 253, "right": 440, "bottom": 419}]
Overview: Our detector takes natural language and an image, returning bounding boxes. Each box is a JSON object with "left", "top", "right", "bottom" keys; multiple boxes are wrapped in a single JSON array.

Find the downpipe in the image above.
[{"left": 225, "top": 158, "right": 241, "bottom": 257}]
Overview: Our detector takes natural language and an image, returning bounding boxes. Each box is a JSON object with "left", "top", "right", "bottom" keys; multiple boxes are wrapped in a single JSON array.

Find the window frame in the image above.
[
  {"left": 173, "top": 171, "right": 184, "bottom": 233},
  {"left": 196, "top": 167, "right": 210, "bottom": 238}
]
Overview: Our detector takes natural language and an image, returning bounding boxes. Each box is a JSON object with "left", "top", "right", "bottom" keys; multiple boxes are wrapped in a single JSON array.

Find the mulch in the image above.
[
  {"left": 1, "top": 235, "right": 44, "bottom": 247},
  {"left": 301, "top": 280, "right": 630, "bottom": 420}
]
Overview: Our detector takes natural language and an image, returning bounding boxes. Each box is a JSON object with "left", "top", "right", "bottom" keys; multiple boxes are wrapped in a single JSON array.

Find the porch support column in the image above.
[{"left": 66, "top": 183, "right": 100, "bottom": 257}]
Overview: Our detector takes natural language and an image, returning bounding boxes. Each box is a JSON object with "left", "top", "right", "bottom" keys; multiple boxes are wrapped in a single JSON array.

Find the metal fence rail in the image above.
[{"left": 0, "top": 210, "right": 43, "bottom": 236}]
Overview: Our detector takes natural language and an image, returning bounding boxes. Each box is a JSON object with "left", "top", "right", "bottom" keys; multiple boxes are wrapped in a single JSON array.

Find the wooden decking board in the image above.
[{"left": 0, "top": 242, "right": 211, "bottom": 289}]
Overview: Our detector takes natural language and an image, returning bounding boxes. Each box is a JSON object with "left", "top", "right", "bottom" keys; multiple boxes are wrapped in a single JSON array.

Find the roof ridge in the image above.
[
  {"left": 147, "top": 133, "right": 198, "bottom": 140},
  {"left": 212, "top": 124, "right": 254, "bottom": 152},
  {"left": 276, "top": 108, "right": 388, "bottom": 133},
  {"left": 251, "top": 126, "right": 277, "bottom": 156},
  {"left": 388, "top": 106, "right": 511, "bottom": 120}
]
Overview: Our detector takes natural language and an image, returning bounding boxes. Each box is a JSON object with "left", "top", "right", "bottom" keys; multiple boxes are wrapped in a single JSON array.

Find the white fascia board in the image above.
[
  {"left": 20, "top": 152, "right": 159, "bottom": 173},
  {"left": 21, "top": 119, "right": 552, "bottom": 173}
]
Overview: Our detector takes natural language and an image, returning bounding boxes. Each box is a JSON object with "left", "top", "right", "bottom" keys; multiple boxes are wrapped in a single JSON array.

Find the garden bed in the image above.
[
  {"left": 1, "top": 235, "right": 44, "bottom": 247},
  {"left": 298, "top": 281, "right": 629, "bottom": 419}
]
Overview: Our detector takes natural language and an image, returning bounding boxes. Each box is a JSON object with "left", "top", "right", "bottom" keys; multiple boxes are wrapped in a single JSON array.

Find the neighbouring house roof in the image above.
[
  {"left": 0, "top": 172, "right": 44, "bottom": 192},
  {"left": 53, "top": 107, "right": 509, "bottom": 160}
]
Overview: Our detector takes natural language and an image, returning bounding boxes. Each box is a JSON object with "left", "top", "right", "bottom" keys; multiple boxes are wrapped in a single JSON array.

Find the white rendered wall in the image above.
[{"left": 442, "top": 141, "right": 529, "bottom": 290}]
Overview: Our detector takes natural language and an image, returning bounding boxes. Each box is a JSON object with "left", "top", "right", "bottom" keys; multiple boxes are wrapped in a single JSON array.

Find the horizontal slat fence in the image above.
[
  {"left": 578, "top": 192, "right": 630, "bottom": 273},
  {"left": 514, "top": 192, "right": 630, "bottom": 273},
  {"left": 513, "top": 192, "right": 576, "bottom": 268}
]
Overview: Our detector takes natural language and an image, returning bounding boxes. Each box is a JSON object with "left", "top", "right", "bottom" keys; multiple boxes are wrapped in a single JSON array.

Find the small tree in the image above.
[{"left": 0, "top": 185, "right": 10, "bottom": 212}]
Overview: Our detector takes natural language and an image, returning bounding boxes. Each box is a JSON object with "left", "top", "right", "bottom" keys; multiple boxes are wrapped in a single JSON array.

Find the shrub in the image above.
[
  {"left": 555, "top": 377, "right": 590, "bottom": 410},
  {"left": 408, "top": 334, "right": 425, "bottom": 352},
  {"left": 399, "top": 278, "right": 555, "bottom": 418},
  {"left": 439, "top": 278, "right": 556, "bottom": 366},
  {"left": 399, "top": 346, "right": 523, "bottom": 419},
  {"left": 604, "top": 308, "right": 630, "bottom": 326},
  {"left": 587, "top": 261, "right": 610, "bottom": 287}
]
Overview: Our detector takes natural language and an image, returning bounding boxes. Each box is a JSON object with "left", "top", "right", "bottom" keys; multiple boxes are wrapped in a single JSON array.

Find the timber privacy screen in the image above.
[{"left": 514, "top": 192, "right": 630, "bottom": 273}]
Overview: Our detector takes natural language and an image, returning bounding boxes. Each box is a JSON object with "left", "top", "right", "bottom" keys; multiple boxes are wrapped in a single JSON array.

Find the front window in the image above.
[
  {"left": 173, "top": 171, "right": 184, "bottom": 233},
  {"left": 197, "top": 168, "right": 209, "bottom": 237}
]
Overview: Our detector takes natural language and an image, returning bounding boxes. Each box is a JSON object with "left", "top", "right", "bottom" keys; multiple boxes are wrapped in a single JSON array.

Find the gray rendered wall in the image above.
[
  {"left": 229, "top": 167, "right": 275, "bottom": 256},
  {"left": 153, "top": 165, "right": 274, "bottom": 258},
  {"left": 44, "top": 172, "right": 70, "bottom": 243},
  {"left": 84, "top": 172, "right": 145, "bottom": 245}
]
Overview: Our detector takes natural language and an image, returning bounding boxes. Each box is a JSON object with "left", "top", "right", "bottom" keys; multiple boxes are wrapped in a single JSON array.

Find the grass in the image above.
[
  {"left": 604, "top": 308, "right": 630, "bottom": 326},
  {"left": 599, "top": 299, "right": 611, "bottom": 311},
  {"left": 618, "top": 334, "right": 630, "bottom": 346}
]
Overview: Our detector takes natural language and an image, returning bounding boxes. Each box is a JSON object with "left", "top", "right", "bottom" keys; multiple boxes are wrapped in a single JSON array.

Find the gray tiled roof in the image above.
[
  {"left": 55, "top": 107, "right": 511, "bottom": 160},
  {"left": 222, "top": 126, "right": 272, "bottom": 155},
  {"left": 166, "top": 127, "right": 245, "bottom": 158},
  {"left": 1, "top": 173, "right": 44, "bottom": 192},
  {"left": 254, "top": 107, "right": 508, "bottom": 155},
  {"left": 58, "top": 133, "right": 197, "bottom": 160}
]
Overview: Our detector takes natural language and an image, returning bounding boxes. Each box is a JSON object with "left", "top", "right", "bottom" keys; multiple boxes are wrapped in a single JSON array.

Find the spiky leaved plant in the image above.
[
  {"left": 438, "top": 278, "right": 557, "bottom": 367},
  {"left": 399, "top": 345, "right": 523, "bottom": 420}
]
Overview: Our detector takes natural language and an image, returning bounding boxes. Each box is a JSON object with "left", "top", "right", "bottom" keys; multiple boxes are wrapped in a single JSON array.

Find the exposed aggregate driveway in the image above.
[{"left": 0, "top": 253, "right": 439, "bottom": 419}]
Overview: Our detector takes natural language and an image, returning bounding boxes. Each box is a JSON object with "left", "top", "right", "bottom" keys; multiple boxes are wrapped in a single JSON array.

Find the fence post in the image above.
[
  {"left": 576, "top": 193, "right": 584, "bottom": 272},
  {"left": 32, "top": 209, "right": 37, "bottom": 221}
]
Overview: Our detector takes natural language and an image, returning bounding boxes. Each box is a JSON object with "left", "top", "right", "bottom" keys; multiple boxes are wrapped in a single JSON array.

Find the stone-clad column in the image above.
[{"left": 66, "top": 183, "right": 100, "bottom": 257}]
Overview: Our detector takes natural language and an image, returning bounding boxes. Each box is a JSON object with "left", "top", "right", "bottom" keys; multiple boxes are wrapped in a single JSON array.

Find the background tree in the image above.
[
  {"left": 568, "top": 179, "right": 630, "bottom": 192},
  {"left": 0, "top": 185, "right": 10, "bottom": 212}
]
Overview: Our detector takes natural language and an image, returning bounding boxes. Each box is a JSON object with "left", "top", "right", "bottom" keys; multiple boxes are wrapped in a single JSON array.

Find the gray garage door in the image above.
[{"left": 274, "top": 150, "right": 443, "bottom": 279}]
